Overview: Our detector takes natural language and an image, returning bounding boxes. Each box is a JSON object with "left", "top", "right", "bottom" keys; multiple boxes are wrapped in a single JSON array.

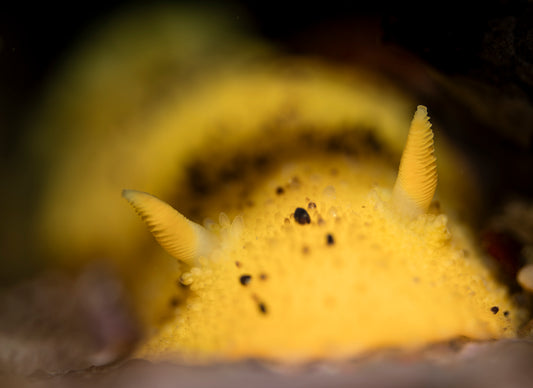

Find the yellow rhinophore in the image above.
[
  {"left": 392, "top": 105, "right": 437, "bottom": 218},
  {"left": 125, "top": 106, "right": 524, "bottom": 362},
  {"left": 122, "top": 190, "right": 217, "bottom": 267}
]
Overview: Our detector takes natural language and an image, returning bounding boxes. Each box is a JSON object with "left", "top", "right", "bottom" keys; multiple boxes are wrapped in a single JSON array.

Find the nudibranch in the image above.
[
  {"left": 27, "top": 4, "right": 527, "bottom": 363},
  {"left": 123, "top": 106, "right": 522, "bottom": 361}
]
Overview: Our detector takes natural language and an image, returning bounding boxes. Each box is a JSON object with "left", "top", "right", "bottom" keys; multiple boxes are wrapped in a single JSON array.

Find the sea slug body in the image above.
[{"left": 124, "top": 107, "right": 523, "bottom": 361}]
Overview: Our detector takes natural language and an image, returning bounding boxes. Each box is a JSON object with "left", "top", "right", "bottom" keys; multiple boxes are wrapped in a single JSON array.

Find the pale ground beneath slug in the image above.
[
  {"left": 2, "top": 340, "right": 533, "bottom": 388},
  {"left": 1, "top": 263, "right": 532, "bottom": 387}
]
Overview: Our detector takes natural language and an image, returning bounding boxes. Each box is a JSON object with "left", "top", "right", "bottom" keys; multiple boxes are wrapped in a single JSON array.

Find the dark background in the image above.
[
  {"left": 1, "top": 0, "right": 532, "bottom": 188},
  {"left": 1, "top": 0, "right": 532, "bottom": 281}
]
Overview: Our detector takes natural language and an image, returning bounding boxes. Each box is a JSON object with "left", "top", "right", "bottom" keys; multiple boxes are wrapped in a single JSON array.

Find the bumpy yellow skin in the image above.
[{"left": 137, "top": 155, "right": 520, "bottom": 361}]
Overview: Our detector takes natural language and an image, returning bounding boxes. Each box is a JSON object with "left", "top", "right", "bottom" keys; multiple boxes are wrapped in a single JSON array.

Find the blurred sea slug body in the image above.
[{"left": 30, "top": 5, "right": 524, "bottom": 362}]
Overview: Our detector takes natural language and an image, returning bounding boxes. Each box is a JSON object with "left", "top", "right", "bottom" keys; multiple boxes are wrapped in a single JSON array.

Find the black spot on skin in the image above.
[
  {"left": 302, "top": 246, "right": 310, "bottom": 255},
  {"left": 326, "top": 136, "right": 344, "bottom": 152},
  {"left": 170, "top": 297, "right": 180, "bottom": 307},
  {"left": 258, "top": 302, "right": 268, "bottom": 314},
  {"left": 254, "top": 154, "right": 269, "bottom": 169},
  {"left": 259, "top": 273, "right": 268, "bottom": 281},
  {"left": 276, "top": 186, "right": 285, "bottom": 195},
  {"left": 491, "top": 306, "right": 499, "bottom": 314},
  {"left": 187, "top": 162, "right": 211, "bottom": 196},
  {"left": 363, "top": 131, "right": 382, "bottom": 153},
  {"left": 235, "top": 261, "right": 242, "bottom": 268},
  {"left": 240, "top": 274, "right": 252, "bottom": 286},
  {"left": 308, "top": 202, "right": 317, "bottom": 210},
  {"left": 326, "top": 233, "right": 335, "bottom": 245},
  {"left": 504, "top": 311, "right": 510, "bottom": 317},
  {"left": 294, "top": 207, "right": 311, "bottom": 224}
]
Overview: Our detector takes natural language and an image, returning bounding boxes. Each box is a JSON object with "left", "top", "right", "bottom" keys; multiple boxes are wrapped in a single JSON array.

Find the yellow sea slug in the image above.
[
  {"left": 27, "top": 4, "right": 526, "bottom": 364},
  {"left": 124, "top": 106, "right": 522, "bottom": 361}
]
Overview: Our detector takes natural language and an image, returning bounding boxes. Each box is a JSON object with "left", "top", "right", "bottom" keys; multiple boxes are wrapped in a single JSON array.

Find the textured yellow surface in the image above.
[{"left": 136, "top": 152, "right": 520, "bottom": 361}]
